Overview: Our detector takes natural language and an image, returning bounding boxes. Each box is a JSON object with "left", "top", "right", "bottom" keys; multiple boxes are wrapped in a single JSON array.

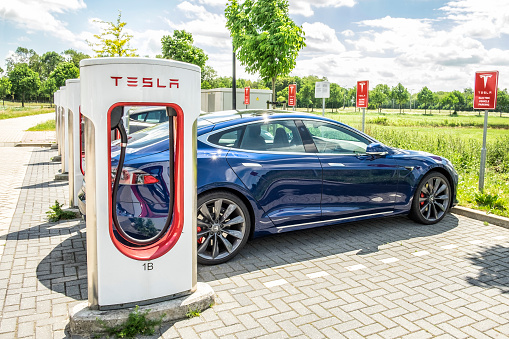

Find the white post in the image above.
[
  {"left": 322, "top": 97, "right": 325, "bottom": 116},
  {"left": 479, "top": 109, "right": 489, "bottom": 192},
  {"left": 362, "top": 108, "right": 366, "bottom": 132}
]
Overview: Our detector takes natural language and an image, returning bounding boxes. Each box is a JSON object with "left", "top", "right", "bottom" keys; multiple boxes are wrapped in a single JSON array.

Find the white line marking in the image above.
[
  {"left": 264, "top": 279, "right": 288, "bottom": 288},
  {"left": 469, "top": 240, "right": 484, "bottom": 245},
  {"left": 307, "top": 271, "right": 329, "bottom": 279},
  {"left": 380, "top": 257, "right": 399, "bottom": 264},
  {"left": 345, "top": 264, "right": 367, "bottom": 271},
  {"left": 493, "top": 236, "right": 507, "bottom": 240},
  {"left": 412, "top": 251, "right": 430, "bottom": 257},
  {"left": 441, "top": 244, "right": 458, "bottom": 249}
]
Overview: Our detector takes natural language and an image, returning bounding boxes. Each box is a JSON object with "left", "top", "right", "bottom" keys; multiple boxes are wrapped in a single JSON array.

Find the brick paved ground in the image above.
[
  {"left": 0, "top": 113, "right": 55, "bottom": 146},
  {"left": 1, "top": 147, "right": 509, "bottom": 338}
]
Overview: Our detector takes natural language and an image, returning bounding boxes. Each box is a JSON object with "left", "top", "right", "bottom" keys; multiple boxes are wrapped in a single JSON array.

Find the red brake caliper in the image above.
[
  {"left": 197, "top": 227, "right": 204, "bottom": 244},
  {"left": 420, "top": 192, "right": 425, "bottom": 206}
]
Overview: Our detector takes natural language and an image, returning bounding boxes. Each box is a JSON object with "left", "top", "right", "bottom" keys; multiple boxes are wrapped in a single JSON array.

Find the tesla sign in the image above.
[
  {"left": 474, "top": 71, "right": 498, "bottom": 110},
  {"left": 288, "top": 84, "right": 296, "bottom": 106},
  {"left": 315, "top": 81, "right": 330, "bottom": 99},
  {"left": 356, "top": 80, "right": 369, "bottom": 108},
  {"left": 244, "top": 87, "right": 250, "bottom": 105}
]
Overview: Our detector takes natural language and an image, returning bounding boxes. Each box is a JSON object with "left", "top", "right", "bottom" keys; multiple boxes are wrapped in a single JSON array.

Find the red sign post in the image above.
[
  {"left": 356, "top": 80, "right": 369, "bottom": 108},
  {"left": 474, "top": 71, "right": 499, "bottom": 192},
  {"left": 288, "top": 84, "right": 296, "bottom": 107},
  {"left": 244, "top": 87, "right": 250, "bottom": 106},
  {"left": 474, "top": 71, "right": 499, "bottom": 110}
]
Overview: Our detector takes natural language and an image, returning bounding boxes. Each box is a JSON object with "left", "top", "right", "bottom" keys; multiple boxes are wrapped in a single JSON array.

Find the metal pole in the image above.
[
  {"left": 322, "top": 97, "right": 325, "bottom": 116},
  {"left": 362, "top": 108, "right": 366, "bottom": 132},
  {"left": 232, "top": 51, "right": 236, "bottom": 110},
  {"left": 479, "top": 109, "right": 489, "bottom": 192}
]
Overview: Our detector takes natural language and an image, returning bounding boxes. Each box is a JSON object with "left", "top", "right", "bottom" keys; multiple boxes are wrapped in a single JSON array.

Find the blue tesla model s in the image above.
[{"left": 79, "top": 110, "right": 458, "bottom": 265}]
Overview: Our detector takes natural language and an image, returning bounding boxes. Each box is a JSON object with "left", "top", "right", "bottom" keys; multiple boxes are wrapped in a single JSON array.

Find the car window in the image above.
[
  {"left": 130, "top": 113, "right": 147, "bottom": 121},
  {"left": 145, "top": 110, "right": 164, "bottom": 123},
  {"left": 303, "top": 120, "right": 370, "bottom": 154},
  {"left": 240, "top": 121, "right": 306, "bottom": 153},
  {"left": 208, "top": 126, "right": 245, "bottom": 148}
]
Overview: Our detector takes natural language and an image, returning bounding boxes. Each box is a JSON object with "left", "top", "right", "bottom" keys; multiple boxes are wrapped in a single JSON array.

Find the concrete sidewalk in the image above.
[
  {"left": 0, "top": 113, "right": 56, "bottom": 147},
  {"left": 1, "top": 147, "right": 509, "bottom": 338}
]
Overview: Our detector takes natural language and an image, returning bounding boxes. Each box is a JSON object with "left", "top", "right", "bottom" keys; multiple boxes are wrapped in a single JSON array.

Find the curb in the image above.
[
  {"left": 451, "top": 206, "right": 509, "bottom": 229},
  {"left": 69, "top": 282, "right": 215, "bottom": 336},
  {"left": 15, "top": 142, "right": 54, "bottom": 147}
]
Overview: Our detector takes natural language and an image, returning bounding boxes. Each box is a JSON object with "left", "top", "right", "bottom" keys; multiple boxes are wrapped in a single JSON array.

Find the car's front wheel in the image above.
[
  {"left": 410, "top": 171, "right": 451, "bottom": 225},
  {"left": 196, "top": 191, "right": 251, "bottom": 265}
]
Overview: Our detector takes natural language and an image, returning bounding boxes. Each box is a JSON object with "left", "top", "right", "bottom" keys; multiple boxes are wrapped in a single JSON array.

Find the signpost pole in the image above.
[
  {"left": 479, "top": 109, "right": 489, "bottom": 192},
  {"left": 322, "top": 98, "right": 325, "bottom": 116},
  {"left": 362, "top": 108, "right": 366, "bottom": 132}
]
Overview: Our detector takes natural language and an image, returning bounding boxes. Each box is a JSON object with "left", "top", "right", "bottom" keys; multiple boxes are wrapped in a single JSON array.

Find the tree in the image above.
[
  {"left": 417, "top": 86, "right": 434, "bottom": 114},
  {"left": 442, "top": 92, "right": 458, "bottom": 114},
  {"left": 40, "top": 51, "right": 64, "bottom": 80},
  {"left": 392, "top": 83, "right": 410, "bottom": 113},
  {"left": 0, "top": 77, "right": 12, "bottom": 106},
  {"left": 161, "top": 30, "right": 208, "bottom": 74},
  {"left": 225, "top": 0, "right": 306, "bottom": 102},
  {"left": 62, "top": 49, "right": 90, "bottom": 68},
  {"left": 497, "top": 89, "right": 509, "bottom": 117},
  {"left": 5, "top": 47, "right": 40, "bottom": 72},
  {"left": 371, "top": 84, "right": 391, "bottom": 112},
  {"left": 87, "top": 11, "right": 137, "bottom": 57},
  {"left": 8, "top": 63, "right": 41, "bottom": 107},
  {"left": 39, "top": 78, "right": 58, "bottom": 104},
  {"left": 48, "top": 62, "right": 79, "bottom": 88}
]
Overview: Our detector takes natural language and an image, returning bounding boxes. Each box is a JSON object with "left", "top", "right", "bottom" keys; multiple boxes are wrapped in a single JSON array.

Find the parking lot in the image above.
[{"left": 1, "top": 146, "right": 509, "bottom": 338}]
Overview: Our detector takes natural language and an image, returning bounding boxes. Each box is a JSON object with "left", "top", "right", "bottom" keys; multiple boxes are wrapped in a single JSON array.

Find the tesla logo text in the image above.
[
  {"left": 479, "top": 74, "right": 492, "bottom": 88},
  {"left": 359, "top": 82, "right": 366, "bottom": 91},
  {"left": 111, "top": 77, "right": 179, "bottom": 88}
]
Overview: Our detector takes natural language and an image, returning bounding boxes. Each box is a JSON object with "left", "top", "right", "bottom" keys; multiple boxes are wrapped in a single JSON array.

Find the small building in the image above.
[{"left": 201, "top": 88, "right": 273, "bottom": 112}]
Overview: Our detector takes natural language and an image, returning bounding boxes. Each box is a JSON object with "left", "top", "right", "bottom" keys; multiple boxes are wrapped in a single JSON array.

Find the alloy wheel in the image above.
[{"left": 418, "top": 176, "right": 450, "bottom": 222}]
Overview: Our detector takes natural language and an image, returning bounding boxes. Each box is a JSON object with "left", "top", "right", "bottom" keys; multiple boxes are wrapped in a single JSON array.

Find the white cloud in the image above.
[
  {"left": 192, "top": 0, "right": 228, "bottom": 7},
  {"left": 302, "top": 22, "right": 345, "bottom": 54},
  {"left": 0, "top": 0, "right": 86, "bottom": 47},
  {"left": 440, "top": 0, "right": 509, "bottom": 39},
  {"left": 290, "top": 0, "right": 356, "bottom": 17},
  {"left": 341, "top": 30, "right": 355, "bottom": 37}
]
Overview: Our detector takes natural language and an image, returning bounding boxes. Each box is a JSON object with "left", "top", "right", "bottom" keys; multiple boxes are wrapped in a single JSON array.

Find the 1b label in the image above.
[{"left": 143, "top": 262, "right": 154, "bottom": 271}]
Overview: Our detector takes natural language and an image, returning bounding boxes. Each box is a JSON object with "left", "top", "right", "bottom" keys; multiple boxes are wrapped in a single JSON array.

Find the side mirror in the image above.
[{"left": 366, "top": 142, "right": 388, "bottom": 156}]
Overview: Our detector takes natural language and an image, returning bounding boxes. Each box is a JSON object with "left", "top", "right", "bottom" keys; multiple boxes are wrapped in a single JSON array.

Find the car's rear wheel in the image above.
[
  {"left": 410, "top": 171, "right": 451, "bottom": 224},
  {"left": 196, "top": 191, "right": 250, "bottom": 265}
]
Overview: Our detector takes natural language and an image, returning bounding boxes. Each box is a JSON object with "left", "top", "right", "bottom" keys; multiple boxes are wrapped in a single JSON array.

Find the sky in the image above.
[{"left": 1, "top": 0, "right": 508, "bottom": 92}]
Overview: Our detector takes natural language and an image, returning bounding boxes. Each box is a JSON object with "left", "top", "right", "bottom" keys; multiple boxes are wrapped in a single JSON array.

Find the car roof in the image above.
[{"left": 198, "top": 109, "right": 333, "bottom": 130}]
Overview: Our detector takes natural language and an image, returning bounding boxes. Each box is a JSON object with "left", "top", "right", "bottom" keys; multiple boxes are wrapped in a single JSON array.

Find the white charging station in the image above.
[
  {"left": 66, "top": 79, "right": 82, "bottom": 207},
  {"left": 54, "top": 90, "right": 61, "bottom": 155},
  {"left": 59, "top": 86, "right": 69, "bottom": 173},
  {"left": 80, "top": 57, "right": 200, "bottom": 309}
]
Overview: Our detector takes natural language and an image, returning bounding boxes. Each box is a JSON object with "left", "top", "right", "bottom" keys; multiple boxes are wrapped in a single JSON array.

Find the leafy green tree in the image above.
[
  {"left": 39, "top": 78, "right": 58, "bottom": 104},
  {"left": 225, "top": 0, "right": 306, "bottom": 102},
  {"left": 371, "top": 84, "right": 391, "bottom": 112},
  {"left": 329, "top": 83, "right": 342, "bottom": 112},
  {"left": 8, "top": 63, "right": 41, "bottom": 107},
  {"left": 392, "top": 83, "right": 410, "bottom": 113},
  {"left": 0, "top": 77, "right": 12, "bottom": 105},
  {"left": 6, "top": 47, "right": 40, "bottom": 72},
  {"left": 48, "top": 62, "right": 79, "bottom": 88},
  {"left": 87, "top": 11, "right": 138, "bottom": 57},
  {"left": 496, "top": 89, "right": 509, "bottom": 117},
  {"left": 442, "top": 92, "right": 459, "bottom": 114},
  {"left": 298, "top": 82, "right": 315, "bottom": 111},
  {"left": 40, "top": 51, "right": 64, "bottom": 80},
  {"left": 62, "top": 49, "right": 90, "bottom": 68},
  {"left": 161, "top": 30, "right": 209, "bottom": 75},
  {"left": 417, "top": 86, "right": 434, "bottom": 114}
]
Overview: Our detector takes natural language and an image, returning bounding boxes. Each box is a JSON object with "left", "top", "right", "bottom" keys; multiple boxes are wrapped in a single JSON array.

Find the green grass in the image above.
[
  {"left": 0, "top": 101, "right": 54, "bottom": 120},
  {"left": 307, "top": 109, "right": 509, "bottom": 218},
  {"left": 27, "top": 119, "right": 56, "bottom": 131}
]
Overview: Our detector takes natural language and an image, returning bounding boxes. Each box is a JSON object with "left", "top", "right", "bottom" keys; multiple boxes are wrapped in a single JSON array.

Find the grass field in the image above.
[
  {"left": 0, "top": 101, "right": 54, "bottom": 120},
  {"left": 27, "top": 119, "right": 56, "bottom": 131},
  {"left": 308, "top": 108, "right": 509, "bottom": 218}
]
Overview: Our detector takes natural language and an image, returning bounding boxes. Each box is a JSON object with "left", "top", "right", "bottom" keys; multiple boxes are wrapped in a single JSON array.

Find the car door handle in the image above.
[
  {"left": 242, "top": 162, "right": 262, "bottom": 167},
  {"left": 328, "top": 163, "right": 345, "bottom": 167}
]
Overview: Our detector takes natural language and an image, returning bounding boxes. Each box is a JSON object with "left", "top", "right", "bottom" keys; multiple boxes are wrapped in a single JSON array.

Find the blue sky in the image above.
[{"left": 1, "top": 0, "right": 508, "bottom": 91}]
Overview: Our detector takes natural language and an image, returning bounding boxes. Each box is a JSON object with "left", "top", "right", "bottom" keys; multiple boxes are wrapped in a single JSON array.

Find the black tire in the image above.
[
  {"left": 409, "top": 171, "right": 451, "bottom": 225},
  {"left": 196, "top": 191, "right": 251, "bottom": 265}
]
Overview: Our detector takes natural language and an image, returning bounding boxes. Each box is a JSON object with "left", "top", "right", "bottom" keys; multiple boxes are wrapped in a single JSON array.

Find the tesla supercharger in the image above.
[
  {"left": 55, "top": 90, "right": 61, "bottom": 155},
  {"left": 59, "top": 86, "right": 69, "bottom": 173},
  {"left": 80, "top": 57, "right": 199, "bottom": 309},
  {"left": 66, "top": 79, "right": 82, "bottom": 207}
]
